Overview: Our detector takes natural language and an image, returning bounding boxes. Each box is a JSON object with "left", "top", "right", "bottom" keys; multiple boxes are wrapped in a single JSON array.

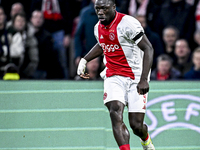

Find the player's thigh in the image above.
[{"left": 103, "top": 76, "right": 126, "bottom": 105}]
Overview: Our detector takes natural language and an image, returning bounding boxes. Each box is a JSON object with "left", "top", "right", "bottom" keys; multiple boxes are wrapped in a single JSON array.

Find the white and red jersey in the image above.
[{"left": 94, "top": 12, "right": 146, "bottom": 83}]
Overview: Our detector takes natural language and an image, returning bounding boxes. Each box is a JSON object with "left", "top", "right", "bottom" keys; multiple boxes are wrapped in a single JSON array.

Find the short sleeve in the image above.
[
  {"left": 94, "top": 22, "right": 101, "bottom": 46},
  {"left": 120, "top": 15, "right": 144, "bottom": 44}
]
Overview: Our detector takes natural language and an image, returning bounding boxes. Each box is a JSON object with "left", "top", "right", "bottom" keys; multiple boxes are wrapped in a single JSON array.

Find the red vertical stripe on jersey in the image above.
[{"left": 98, "top": 12, "right": 135, "bottom": 80}]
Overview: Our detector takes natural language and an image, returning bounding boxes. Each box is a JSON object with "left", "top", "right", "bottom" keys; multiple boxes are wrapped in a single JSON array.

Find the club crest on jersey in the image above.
[{"left": 109, "top": 33, "right": 115, "bottom": 41}]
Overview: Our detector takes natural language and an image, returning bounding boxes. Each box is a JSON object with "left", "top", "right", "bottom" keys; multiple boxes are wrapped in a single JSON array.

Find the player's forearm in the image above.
[
  {"left": 84, "top": 43, "right": 103, "bottom": 62},
  {"left": 141, "top": 46, "right": 154, "bottom": 81},
  {"left": 137, "top": 35, "right": 154, "bottom": 81}
]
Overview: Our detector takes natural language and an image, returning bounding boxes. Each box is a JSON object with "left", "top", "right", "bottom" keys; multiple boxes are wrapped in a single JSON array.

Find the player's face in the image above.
[{"left": 94, "top": 0, "right": 116, "bottom": 26}]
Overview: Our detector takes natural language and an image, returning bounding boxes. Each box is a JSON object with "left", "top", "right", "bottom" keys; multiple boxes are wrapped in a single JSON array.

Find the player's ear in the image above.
[{"left": 112, "top": 4, "right": 116, "bottom": 11}]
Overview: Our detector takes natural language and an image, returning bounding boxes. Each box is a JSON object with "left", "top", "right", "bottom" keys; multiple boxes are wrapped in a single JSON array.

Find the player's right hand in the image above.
[
  {"left": 137, "top": 80, "right": 149, "bottom": 95},
  {"left": 77, "top": 58, "right": 87, "bottom": 75}
]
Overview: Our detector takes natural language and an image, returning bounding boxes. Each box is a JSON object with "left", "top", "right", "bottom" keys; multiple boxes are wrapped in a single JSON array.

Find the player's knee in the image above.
[
  {"left": 106, "top": 101, "right": 124, "bottom": 126},
  {"left": 130, "top": 122, "right": 143, "bottom": 136},
  {"left": 109, "top": 109, "right": 123, "bottom": 125}
]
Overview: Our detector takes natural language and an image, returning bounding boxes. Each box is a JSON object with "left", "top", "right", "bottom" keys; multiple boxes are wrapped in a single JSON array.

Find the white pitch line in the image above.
[
  {"left": 0, "top": 89, "right": 103, "bottom": 94},
  {"left": 0, "top": 126, "right": 194, "bottom": 133},
  {"left": 0, "top": 108, "right": 105, "bottom": 113},
  {"left": 0, "top": 127, "right": 105, "bottom": 132},
  {"left": 0, "top": 108, "right": 192, "bottom": 114},
  {"left": 0, "top": 146, "right": 105, "bottom": 150},
  {"left": 0, "top": 89, "right": 200, "bottom": 94}
]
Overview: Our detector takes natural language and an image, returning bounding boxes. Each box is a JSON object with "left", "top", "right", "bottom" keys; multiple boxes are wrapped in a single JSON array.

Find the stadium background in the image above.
[{"left": 0, "top": 80, "right": 199, "bottom": 150}]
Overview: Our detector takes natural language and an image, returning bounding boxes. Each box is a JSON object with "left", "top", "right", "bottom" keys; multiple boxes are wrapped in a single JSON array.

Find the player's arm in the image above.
[
  {"left": 137, "top": 34, "right": 154, "bottom": 95},
  {"left": 77, "top": 43, "right": 103, "bottom": 79},
  {"left": 84, "top": 43, "right": 103, "bottom": 62}
]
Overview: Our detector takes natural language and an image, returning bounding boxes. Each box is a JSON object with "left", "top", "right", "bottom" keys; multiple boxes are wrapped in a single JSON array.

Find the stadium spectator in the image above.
[
  {"left": 162, "top": 26, "right": 179, "bottom": 61},
  {"left": 0, "top": 0, "right": 32, "bottom": 19},
  {"left": 30, "top": 0, "right": 75, "bottom": 79},
  {"left": 194, "top": 0, "right": 200, "bottom": 31},
  {"left": 194, "top": 30, "right": 200, "bottom": 48},
  {"left": 151, "top": 54, "right": 181, "bottom": 80},
  {"left": 184, "top": 47, "right": 200, "bottom": 80},
  {"left": 174, "top": 39, "right": 193, "bottom": 77},
  {"left": 0, "top": 7, "right": 10, "bottom": 78},
  {"left": 6, "top": 3, "right": 24, "bottom": 28},
  {"left": 7, "top": 13, "right": 39, "bottom": 79},
  {"left": 74, "top": 0, "right": 98, "bottom": 66},
  {"left": 155, "top": 0, "right": 196, "bottom": 47},
  {"left": 126, "top": 0, "right": 162, "bottom": 32},
  {"left": 136, "top": 15, "right": 164, "bottom": 70},
  {"left": 30, "top": 10, "right": 57, "bottom": 79}
]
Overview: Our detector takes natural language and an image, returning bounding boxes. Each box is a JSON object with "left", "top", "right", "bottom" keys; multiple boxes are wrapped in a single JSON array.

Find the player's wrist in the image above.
[
  {"left": 80, "top": 58, "right": 87, "bottom": 65},
  {"left": 77, "top": 58, "right": 87, "bottom": 75},
  {"left": 140, "top": 76, "right": 148, "bottom": 81}
]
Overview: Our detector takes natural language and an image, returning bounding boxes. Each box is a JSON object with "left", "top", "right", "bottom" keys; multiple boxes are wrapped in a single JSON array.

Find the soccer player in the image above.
[{"left": 77, "top": 0, "right": 155, "bottom": 149}]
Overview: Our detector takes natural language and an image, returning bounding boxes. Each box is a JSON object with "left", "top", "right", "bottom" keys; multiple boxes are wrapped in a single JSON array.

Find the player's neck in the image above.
[
  {"left": 102, "top": 11, "right": 116, "bottom": 26},
  {"left": 110, "top": 11, "right": 116, "bottom": 24}
]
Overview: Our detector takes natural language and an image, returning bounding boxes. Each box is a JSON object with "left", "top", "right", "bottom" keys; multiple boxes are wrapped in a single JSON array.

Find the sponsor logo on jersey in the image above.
[
  {"left": 100, "top": 43, "right": 120, "bottom": 52},
  {"left": 100, "top": 35, "right": 104, "bottom": 39}
]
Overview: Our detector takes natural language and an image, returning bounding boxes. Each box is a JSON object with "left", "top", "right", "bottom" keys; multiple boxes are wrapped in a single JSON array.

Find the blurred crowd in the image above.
[{"left": 0, "top": 0, "right": 200, "bottom": 80}]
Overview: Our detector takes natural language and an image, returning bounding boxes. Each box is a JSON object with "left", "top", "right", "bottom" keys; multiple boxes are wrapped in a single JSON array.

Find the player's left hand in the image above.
[{"left": 137, "top": 80, "right": 149, "bottom": 95}]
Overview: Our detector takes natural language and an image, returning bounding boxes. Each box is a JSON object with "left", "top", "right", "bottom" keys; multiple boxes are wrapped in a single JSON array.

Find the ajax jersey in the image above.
[{"left": 94, "top": 12, "right": 145, "bottom": 83}]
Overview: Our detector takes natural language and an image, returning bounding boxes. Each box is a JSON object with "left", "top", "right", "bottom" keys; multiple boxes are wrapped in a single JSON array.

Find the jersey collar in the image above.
[{"left": 100, "top": 11, "right": 118, "bottom": 29}]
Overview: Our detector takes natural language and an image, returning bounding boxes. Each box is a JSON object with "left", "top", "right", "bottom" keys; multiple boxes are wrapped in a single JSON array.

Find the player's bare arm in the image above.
[
  {"left": 77, "top": 43, "right": 103, "bottom": 79},
  {"left": 84, "top": 43, "right": 103, "bottom": 62},
  {"left": 137, "top": 34, "right": 154, "bottom": 95}
]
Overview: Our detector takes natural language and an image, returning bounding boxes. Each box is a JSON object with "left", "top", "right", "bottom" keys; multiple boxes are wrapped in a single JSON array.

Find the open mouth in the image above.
[
  {"left": 98, "top": 16, "right": 106, "bottom": 22},
  {"left": 99, "top": 18, "right": 105, "bottom": 22}
]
